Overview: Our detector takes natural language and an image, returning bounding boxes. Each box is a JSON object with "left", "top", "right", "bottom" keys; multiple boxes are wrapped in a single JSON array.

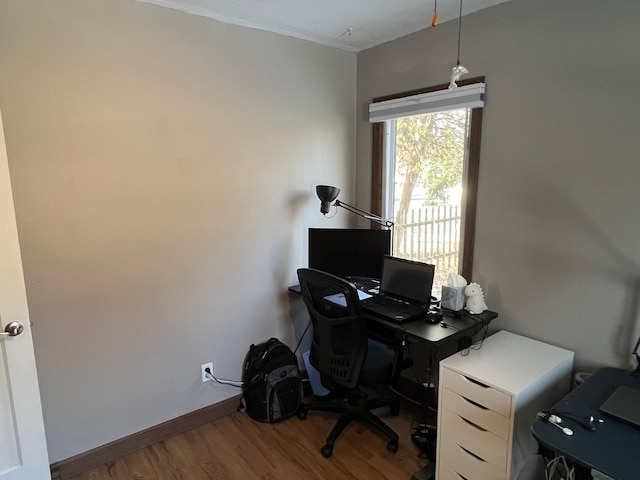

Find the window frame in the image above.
[{"left": 369, "top": 77, "right": 485, "bottom": 282}]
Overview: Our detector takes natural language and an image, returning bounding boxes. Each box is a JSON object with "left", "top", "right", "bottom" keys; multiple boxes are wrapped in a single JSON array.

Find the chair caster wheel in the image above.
[
  {"left": 321, "top": 444, "right": 333, "bottom": 458},
  {"left": 387, "top": 439, "right": 399, "bottom": 453},
  {"left": 297, "top": 409, "right": 308, "bottom": 420}
]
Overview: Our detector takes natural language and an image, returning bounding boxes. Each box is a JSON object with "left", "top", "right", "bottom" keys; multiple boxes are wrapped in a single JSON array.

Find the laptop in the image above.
[
  {"left": 599, "top": 385, "right": 640, "bottom": 428},
  {"left": 361, "top": 255, "right": 435, "bottom": 323}
]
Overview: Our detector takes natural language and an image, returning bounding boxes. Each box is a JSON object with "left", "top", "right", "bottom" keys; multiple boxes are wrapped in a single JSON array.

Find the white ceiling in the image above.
[{"left": 136, "top": 0, "right": 512, "bottom": 52}]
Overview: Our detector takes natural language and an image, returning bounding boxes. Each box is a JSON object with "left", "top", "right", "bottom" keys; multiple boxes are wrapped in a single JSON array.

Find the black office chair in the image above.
[{"left": 296, "top": 268, "right": 408, "bottom": 458}]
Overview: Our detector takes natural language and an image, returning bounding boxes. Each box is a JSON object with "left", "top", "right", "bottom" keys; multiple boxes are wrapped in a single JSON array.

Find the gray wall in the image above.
[
  {"left": 0, "top": 0, "right": 355, "bottom": 462},
  {"left": 4, "top": 0, "right": 640, "bottom": 464},
  {"left": 357, "top": 0, "right": 640, "bottom": 372}
]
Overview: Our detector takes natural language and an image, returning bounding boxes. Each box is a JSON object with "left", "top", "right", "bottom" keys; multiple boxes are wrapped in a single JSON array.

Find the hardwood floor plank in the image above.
[
  {"left": 165, "top": 429, "right": 222, "bottom": 479},
  {"left": 146, "top": 442, "right": 184, "bottom": 479},
  {"left": 206, "top": 420, "right": 270, "bottom": 479},
  {"left": 104, "top": 459, "right": 132, "bottom": 479},
  {"left": 122, "top": 450, "right": 158, "bottom": 480},
  {"left": 68, "top": 403, "right": 429, "bottom": 480}
]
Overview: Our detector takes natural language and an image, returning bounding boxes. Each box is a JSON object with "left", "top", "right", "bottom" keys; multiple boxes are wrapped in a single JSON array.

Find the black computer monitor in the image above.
[{"left": 308, "top": 228, "right": 392, "bottom": 279}]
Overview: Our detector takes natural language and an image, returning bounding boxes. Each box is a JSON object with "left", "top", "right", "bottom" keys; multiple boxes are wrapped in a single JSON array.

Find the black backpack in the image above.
[{"left": 241, "top": 338, "right": 303, "bottom": 423}]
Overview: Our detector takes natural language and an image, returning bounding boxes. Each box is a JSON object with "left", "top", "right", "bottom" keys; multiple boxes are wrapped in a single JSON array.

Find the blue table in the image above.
[{"left": 532, "top": 367, "right": 640, "bottom": 480}]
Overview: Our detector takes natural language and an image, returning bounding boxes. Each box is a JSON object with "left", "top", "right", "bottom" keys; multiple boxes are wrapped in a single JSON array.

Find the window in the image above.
[
  {"left": 369, "top": 78, "right": 485, "bottom": 293},
  {"left": 386, "top": 108, "right": 469, "bottom": 293}
]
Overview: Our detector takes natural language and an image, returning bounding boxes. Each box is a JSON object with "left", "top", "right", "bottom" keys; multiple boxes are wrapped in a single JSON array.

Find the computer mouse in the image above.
[{"left": 426, "top": 312, "right": 442, "bottom": 324}]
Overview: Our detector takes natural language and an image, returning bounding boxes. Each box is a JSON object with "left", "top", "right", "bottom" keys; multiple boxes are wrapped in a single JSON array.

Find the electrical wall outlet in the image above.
[{"left": 201, "top": 362, "right": 213, "bottom": 382}]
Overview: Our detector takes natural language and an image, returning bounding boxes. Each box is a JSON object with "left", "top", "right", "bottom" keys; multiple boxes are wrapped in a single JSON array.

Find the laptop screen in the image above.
[{"left": 379, "top": 255, "right": 435, "bottom": 304}]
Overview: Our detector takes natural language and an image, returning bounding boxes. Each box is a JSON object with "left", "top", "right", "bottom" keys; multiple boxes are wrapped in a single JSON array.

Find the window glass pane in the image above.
[{"left": 388, "top": 108, "right": 470, "bottom": 295}]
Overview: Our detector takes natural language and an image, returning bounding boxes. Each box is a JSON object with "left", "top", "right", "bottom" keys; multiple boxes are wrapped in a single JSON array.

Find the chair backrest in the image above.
[{"left": 297, "top": 268, "right": 368, "bottom": 391}]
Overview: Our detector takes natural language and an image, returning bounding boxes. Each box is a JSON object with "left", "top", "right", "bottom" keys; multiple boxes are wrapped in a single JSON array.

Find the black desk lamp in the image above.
[{"left": 315, "top": 185, "right": 394, "bottom": 229}]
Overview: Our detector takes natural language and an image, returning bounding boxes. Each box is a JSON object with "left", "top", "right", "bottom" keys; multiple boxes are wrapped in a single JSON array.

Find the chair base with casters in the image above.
[{"left": 298, "top": 385, "right": 400, "bottom": 458}]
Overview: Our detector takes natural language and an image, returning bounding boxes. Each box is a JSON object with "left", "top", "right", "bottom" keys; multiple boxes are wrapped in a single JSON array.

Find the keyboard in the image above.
[{"left": 362, "top": 294, "right": 428, "bottom": 323}]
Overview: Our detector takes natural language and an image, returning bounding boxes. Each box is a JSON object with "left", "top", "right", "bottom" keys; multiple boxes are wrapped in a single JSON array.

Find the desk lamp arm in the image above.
[
  {"left": 334, "top": 200, "right": 394, "bottom": 229},
  {"left": 633, "top": 334, "right": 640, "bottom": 376}
]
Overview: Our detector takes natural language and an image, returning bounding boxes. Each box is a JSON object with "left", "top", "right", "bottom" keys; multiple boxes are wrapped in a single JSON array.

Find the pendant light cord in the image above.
[{"left": 456, "top": 0, "right": 463, "bottom": 65}]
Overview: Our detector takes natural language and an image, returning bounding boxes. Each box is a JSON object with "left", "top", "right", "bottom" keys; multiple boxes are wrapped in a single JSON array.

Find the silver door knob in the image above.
[{"left": 1, "top": 321, "right": 24, "bottom": 337}]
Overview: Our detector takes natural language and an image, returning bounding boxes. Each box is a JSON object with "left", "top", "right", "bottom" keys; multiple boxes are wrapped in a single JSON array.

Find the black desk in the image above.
[
  {"left": 369, "top": 310, "right": 497, "bottom": 480},
  {"left": 290, "top": 282, "right": 497, "bottom": 348},
  {"left": 532, "top": 367, "right": 640, "bottom": 480},
  {"left": 366, "top": 308, "right": 497, "bottom": 346}
]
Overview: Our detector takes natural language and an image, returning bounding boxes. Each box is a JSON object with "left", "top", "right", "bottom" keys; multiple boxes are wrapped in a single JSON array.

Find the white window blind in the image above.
[{"left": 369, "top": 82, "right": 485, "bottom": 123}]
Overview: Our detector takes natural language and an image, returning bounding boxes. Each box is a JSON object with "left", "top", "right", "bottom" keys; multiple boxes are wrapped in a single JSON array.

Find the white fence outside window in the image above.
[{"left": 394, "top": 204, "right": 461, "bottom": 288}]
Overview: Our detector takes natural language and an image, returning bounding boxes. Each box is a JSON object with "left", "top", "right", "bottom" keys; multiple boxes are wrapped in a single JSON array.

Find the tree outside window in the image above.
[{"left": 388, "top": 108, "right": 469, "bottom": 293}]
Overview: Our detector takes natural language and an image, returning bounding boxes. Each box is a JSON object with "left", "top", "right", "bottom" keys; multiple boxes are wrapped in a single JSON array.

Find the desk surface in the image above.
[
  {"left": 532, "top": 367, "right": 640, "bottom": 480},
  {"left": 290, "top": 282, "right": 497, "bottom": 345},
  {"left": 366, "top": 308, "right": 498, "bottom": 345}
]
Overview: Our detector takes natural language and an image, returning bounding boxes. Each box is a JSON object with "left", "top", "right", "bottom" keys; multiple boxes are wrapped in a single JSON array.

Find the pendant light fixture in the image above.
[
  {"left": 432, "top": 0, "right": 439, "bottom": 27},
  {"left": 448, "top": 0, "right": 468, "bottom": 91}
]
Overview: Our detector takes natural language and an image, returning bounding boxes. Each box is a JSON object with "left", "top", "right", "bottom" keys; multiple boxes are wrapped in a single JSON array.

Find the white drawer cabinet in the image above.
[{"left": 436, "top": 330, "right": 574, "bottom": 480}]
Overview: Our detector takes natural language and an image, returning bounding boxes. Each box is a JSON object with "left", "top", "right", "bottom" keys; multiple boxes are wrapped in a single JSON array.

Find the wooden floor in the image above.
[{"left": 68, "top": 402, "right": 431, "bottom": 480}]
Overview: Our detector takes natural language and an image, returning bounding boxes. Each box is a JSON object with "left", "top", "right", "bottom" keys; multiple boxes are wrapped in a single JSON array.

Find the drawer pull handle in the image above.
[
  {"left": 449, "top": 472, "right": 469, "bottom": 480},
  {"left": 458, "top": 444, "right": 486, "bottom": 462},
  {"left": 463, "top": 375, "right": 490, "bottom": 388},
  {"left": 461, "top": 395, "right": 488, "bottom": 410},
  {"left": 461, "top": 416, "right": 488, "bottom": 431}
]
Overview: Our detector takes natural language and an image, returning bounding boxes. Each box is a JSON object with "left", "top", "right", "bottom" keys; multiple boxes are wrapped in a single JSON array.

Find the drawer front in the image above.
[
  {"left": 438, "top": 462, "right": 506, "bottom": 480},
  {"left": 441, "top": 367, "right": 512, "bottom": 417},
  {"left": 438, "top": 463, "right": 468, "bottom": 480},
  {"left": 438, "top": 434, "right": 506, "bottom": 480},
  {"left": 441, "top": 387, "right": 510, "bottom": 439},
  {"left": 440, "top": 408, "right": 508, "bottom": 471}
]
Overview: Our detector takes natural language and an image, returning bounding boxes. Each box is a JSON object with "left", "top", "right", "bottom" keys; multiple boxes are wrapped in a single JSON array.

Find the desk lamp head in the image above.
[{"left": 316, "top": 185, "right": 340, "bottom": 214}]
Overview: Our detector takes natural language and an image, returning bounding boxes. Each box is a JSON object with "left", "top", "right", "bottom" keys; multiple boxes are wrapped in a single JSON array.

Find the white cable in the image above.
[
  {"left": 205, "top": 370, "right": 243, "bottom": 387},
  {"left": 546, "top": 454, "right": 575, "bottom": 480},
  {"left": 388, "top": 385, "right": 422, "bottom": 406}
]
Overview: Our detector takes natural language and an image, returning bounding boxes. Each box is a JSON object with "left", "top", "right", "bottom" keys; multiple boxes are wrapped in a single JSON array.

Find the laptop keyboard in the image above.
[
  {"left": 372, "top": 295, "right": 410, "bottom": 308},
  {"left": 363, "top": 295, "right": 427, "bottom": 318}
]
